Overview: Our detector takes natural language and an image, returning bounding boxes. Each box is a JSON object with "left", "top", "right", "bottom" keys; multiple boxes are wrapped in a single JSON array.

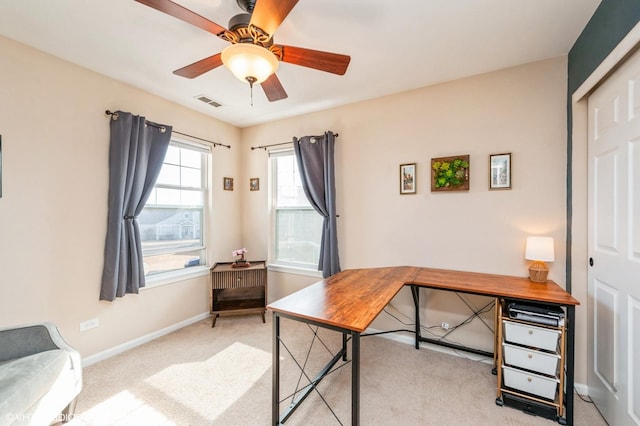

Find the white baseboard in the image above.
[
  {"left": 82, "top": 312, "right": 210, "bottom": 367},
  {"left": 574, "top": 383, "right": 589, "bottom": 396},
  {"left": 366, "top": 327, "right": 590, "bottom": 395}
]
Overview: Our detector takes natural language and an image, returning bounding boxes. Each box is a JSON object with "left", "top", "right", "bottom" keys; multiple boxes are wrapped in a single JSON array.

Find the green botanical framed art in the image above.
[{"left": 431, "top": 154, "right": 470, "bottom": 192}]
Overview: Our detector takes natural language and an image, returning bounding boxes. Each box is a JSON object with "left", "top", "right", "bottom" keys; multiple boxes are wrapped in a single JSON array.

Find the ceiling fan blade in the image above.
[
  {"left": 173, "top": 53, "right": 223, "bottom": 78},
  {"left": 261, "top": 74, "right": 288, "bottom": 102},
  {"left": 279, "top": 45, "right": 351, "bottom": 75},
  {"left": 135, "top": 0, "right": 227, "bottom": 36},
  {"left": 249, "top": 0, "right": 299, "bottom": 37}
]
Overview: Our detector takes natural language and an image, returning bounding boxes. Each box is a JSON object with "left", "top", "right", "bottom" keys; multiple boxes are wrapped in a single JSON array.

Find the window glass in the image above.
[
  {"left": 271, "top": 150, "right": 322, "bottom": 269},
  {"left": 157, "top": 164, "right": 180, "bottom": 186},
  {"left": 139, "top": 141, "right": 208, "bottom": 276}
]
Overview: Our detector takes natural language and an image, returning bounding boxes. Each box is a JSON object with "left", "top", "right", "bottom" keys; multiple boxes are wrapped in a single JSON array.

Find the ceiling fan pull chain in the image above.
[{"left": 246, "top": 76, "right": 257, "bottom": 106}]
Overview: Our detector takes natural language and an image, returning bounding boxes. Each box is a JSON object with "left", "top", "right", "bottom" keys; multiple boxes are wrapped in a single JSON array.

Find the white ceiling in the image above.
[{"left": 0, "top": 0, "right": 601, "bottom": 128}]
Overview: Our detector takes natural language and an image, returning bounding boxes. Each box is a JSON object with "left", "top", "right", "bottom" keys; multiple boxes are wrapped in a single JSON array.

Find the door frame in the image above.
[{"left": 570, "top": 21, "right": 640, "bottom": 395}]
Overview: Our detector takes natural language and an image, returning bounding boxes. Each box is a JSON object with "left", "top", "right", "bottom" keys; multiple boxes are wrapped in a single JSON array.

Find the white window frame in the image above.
[
  {"left": 268, "top": 148, "right": 322, "bottom": 278},
  {"left": 142, "top": 139, "right": 211, "bottom": 287}
]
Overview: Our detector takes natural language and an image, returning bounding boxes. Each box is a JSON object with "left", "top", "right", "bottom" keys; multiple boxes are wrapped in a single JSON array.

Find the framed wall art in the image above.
[
  {"left": 489, "top": 153, "right": 511, "bottom": 190},
  {"left": 400, "top": 163, "right": 416, "bottom": 194},
  {"left": 250, "top": 177, "right": 260, "bottom": 191},
  {"left": 223, "top": 177, "right": 234, "bottom": 191},
  {"left": 431, "top": 155, "right": 470, "bottom": 192}
]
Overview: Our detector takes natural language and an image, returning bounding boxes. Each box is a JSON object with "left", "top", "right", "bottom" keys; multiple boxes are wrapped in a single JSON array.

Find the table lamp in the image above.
[{"left": 525, "top": 236, "right": 555, "bottom": 283}]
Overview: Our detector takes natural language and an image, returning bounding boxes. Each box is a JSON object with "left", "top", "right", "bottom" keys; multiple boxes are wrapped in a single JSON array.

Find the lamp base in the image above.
[{"left": 528, "top": 261, "right": 549, "bottom": 283}]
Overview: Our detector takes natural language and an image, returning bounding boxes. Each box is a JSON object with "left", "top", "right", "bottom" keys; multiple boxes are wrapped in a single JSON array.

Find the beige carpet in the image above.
[{"left": 65, "top": 314, "right": 606, "bottom": 426}]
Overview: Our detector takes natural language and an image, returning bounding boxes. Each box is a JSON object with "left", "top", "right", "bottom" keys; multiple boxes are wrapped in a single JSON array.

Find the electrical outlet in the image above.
[
  {"left": 441, "top": 322, "right": 450, "bottom": 330},
  {"left": 79, "top": 317, "right": 99, "bottom": 332}
]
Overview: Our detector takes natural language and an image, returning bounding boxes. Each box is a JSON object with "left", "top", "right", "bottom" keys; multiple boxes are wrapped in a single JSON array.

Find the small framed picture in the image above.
[
  {"left": 223, "top": 177, "right": 234, "bottom": 191},
  {"left": 250, "top": 177, "right": 260, "bottom": 191},
  {"left": 400, "top": 163, "right": 416, "bottom": 194},
  {"left": 489, "top": 153, "right": 511, "bottom": 190}
]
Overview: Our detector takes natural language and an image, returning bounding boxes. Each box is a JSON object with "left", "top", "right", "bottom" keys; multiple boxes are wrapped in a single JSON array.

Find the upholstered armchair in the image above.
[{"left": 0, "top": 322, "right": 82, "bottom": 425}]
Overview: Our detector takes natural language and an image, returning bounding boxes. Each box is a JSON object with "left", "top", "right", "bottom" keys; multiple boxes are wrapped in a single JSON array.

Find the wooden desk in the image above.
[
  {"left": 268, "top": 267, "right": 579, "bottom": 425},
  {"left": 412, "top": 268, "right": 579, "bottom": 306}
]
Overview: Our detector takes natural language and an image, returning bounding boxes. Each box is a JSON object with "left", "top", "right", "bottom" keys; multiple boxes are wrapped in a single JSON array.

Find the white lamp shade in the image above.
[
  {"left": 221, "top": 43, "right": 279, "bottom": 84},
  {"left": 525, "top": 236, "right": 555, "bottom": 262}
]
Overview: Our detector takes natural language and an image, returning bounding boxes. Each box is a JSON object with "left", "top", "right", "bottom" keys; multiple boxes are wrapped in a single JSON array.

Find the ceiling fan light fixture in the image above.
[{"left": 221, "top": 43, "right": 279, "bottom": 85}]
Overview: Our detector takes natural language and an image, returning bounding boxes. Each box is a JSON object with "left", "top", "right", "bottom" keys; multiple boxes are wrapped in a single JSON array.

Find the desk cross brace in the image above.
[
  {"left": 411, "top": 285, "right": 494, "bottom": 358},
  {"left": 273, "top": 312, "right": 360, "bottom": 425}
]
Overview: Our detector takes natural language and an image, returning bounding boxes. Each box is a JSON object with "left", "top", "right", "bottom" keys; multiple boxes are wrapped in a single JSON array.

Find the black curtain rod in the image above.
[
  {"left": 251, "top": 133, "right": 339, "bottom": 151},
  {"left": 105, "top": 110, "right": 231, "bottom": 149}
]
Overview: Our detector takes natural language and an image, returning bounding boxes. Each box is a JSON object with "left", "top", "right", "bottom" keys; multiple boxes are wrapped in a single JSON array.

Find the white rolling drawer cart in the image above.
[{"left": 495, "top": 300, "right": 567, "bottom": 424}]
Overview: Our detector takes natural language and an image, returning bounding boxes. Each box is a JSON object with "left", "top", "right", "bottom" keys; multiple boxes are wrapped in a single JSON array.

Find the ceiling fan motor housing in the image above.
[
  {"left": 236, "top": 0, "right": 256, "bottom": 13},
  {"left": 225, "top": 12, "right": 273, "bottom": 48},
  {"left": 228, "top": 13, "right": 251, "bottom": 32}
]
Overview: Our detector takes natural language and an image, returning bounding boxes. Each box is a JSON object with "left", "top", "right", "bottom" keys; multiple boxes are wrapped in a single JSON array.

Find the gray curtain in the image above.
[
  {"left": 293, "top": 131, "right": 341, "bottom": 278},
  {"left": 100, "top": 111, "right": 172, "bottom": 301}
]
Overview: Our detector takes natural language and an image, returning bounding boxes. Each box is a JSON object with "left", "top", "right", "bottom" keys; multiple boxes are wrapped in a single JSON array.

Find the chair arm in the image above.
[{"left": 0, "top": 322, "right": 76, "bottom": 364}]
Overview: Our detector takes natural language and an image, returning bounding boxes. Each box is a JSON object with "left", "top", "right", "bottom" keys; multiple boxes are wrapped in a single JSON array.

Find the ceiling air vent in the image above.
[{"left": 195, "top": 94, "right": 222, "bottom": 108}]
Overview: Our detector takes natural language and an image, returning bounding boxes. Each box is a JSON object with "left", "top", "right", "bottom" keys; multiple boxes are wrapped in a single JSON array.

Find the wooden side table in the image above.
[{"left": 209, "top": 261, "right": 267, "bottom": 327}]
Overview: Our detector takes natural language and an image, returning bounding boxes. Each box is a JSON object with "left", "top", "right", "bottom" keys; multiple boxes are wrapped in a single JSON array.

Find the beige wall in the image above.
[
  {"left": 0, "top": 35, "right": 587, "bottom": 385},
  {"left": 242, "top": 56, "right": 587, "bottom": 382},
  {"left": 0, "top": 36, "right": 242, "bottom": 357}
]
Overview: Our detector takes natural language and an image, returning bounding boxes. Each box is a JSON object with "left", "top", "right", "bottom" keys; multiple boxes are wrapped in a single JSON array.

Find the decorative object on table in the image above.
[
  {"left": 223, "top": 177, "right": 234, "bottom": 191},
  {"left": 250, "top": 177, "right": 260, "bottom": 191},
  {"left": 489, "top": 153, "right": 512, "bottom": 190},
  {"left": 400, "top": 163, "right": 416, "bottom": 194},
  {"left": 431, "top": 155, "right": 470, "bottom": 191},
  {"left": 525, "top": 236, "right": 555, "bottom": 283},
  {"left": 231, "top": 247, "right": 250, "bottom": 268}
]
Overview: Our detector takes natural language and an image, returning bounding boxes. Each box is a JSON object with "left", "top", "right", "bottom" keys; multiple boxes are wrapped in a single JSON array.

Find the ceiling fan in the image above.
[{"left": 135, "top": 0, "right": 351, "bottom": 102}]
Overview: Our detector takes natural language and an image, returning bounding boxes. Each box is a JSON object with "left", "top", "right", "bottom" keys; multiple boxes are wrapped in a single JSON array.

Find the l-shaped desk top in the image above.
[{"left": 267, "top": 266, "right": 580, "bottom": 333}]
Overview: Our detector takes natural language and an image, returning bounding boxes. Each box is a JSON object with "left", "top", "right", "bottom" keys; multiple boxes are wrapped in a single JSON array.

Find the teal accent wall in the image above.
[
  {"left": 566, "top": 0, "right": 640, "bottom": 292},
  {"left": 569, "top": 0, "right": 640, "bottom": 94}
]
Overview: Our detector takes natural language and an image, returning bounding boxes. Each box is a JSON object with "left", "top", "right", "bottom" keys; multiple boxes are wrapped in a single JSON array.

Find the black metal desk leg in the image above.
[
  {"left": 411, "top": 285, "right": 421, "bottom": 349},
  {"left": 272, "top": 312, "right": 280, "bottom": 425},
  {"left": 352, "top": 331, "right": 360, "bottom": 426},
  {"left": 343, "top": 332, "right": 348, "bottom": 361},
  {"left": 566, "top": 305, "right": 575, "bottom": 425}
]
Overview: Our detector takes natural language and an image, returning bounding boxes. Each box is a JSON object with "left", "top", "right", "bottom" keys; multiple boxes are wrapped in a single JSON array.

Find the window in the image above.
[
  {"left": 138, "top": 141, "right": 209, "bottom": 277},
  {"left": 270, "top": 149, "right": 323, "bottom": 271}
]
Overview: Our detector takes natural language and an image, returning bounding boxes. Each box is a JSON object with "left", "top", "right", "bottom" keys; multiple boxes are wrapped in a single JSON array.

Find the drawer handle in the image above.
[
  {"left": 528, "top": 354, "right": 533, "bottom": 359},
  {"left": 528, "top": 330, "right": 533, "bottom": 335},
  {"left": 527, "top": 377, "right": 532, "bottom": 382}
]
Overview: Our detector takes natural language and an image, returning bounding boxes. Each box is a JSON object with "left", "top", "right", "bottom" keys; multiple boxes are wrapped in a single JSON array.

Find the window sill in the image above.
[
  {"left": 267, "top": 263, "right": 323, "bottom": 279},
  {"left": 142, "top": 265, "right": 209, "bottom": 290}
]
